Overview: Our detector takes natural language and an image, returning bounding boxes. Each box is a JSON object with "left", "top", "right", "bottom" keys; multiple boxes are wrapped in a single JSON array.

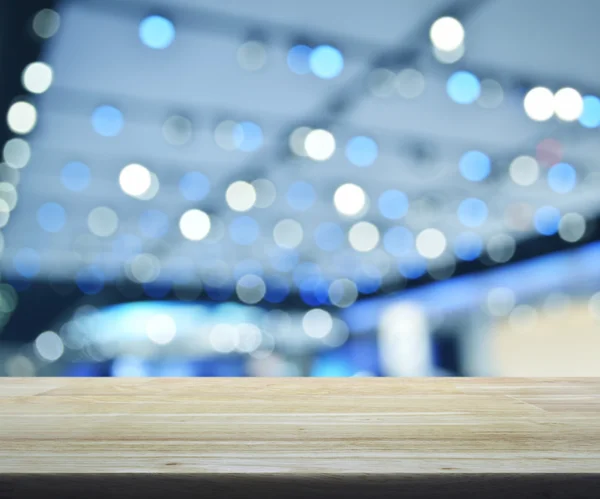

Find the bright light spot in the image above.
[
  {"left": 287, "top": 45, "right": 312, "bottom": 74},
  {"left": 457, "top": 197, "right": 488, "bottom": 227},
  {"left": 454, "top": 232, "right": 483, "bottom": 261},
  {"left": 179, "top": 209, "right": 211, "bottom": 241},
  {"left": 346, "top": 136, "right": 378, "bottom": 167},
  {"left": 273, "top": 218, "right": 303, "bottom": 249},
  {"left": 553, "top": 87, "right": 583, "bottom": 121},
  {"left": 309, "top": 45, "right": 344, "bottom": 79},
  {"left": 252, "top": 178, "right": 276, "bottom": 208},
  {"left": 333, "top": 183, "right": 366, "bottom": 216},
  {"left": 547, "top": 162, "right": 576, "bottom": 193},
  {"left": 395, "top": 68, "right": 425, "bottom": 98},
  {"left": 32, "top": 9, "right": 60, "bottom": 39},
  {"left": 487, "top": 234, "right": 515, "bottom": 263},
  {"left": 129, "top": 253, "right": 160, "bottom": 283},
  {"left": 559, "top": 212, "right": 586, "bottom": 242},
  {"left": 22, "top": 62, "right": 53, "bottom": 94},
  {"left": 486, "top": 287, "right": 515, "bottom": 316},
  {"left": 226, "top": 180, "right": 256, "bottom": 212},
  {"left": 3, "top": 138, "right": 30, "bottom": 168},
  {"left": 289, "top": 126, "right": 312, "bottom": 156},
  {"left": 237, "top": 40, "right": 266, "bottom": 71},
  {"left": 477, "top": 79, "right": 504, "bottom": 108},
  {"left": 92, "top": 105, "right": 123, "bottom": 137},
  {"left": 302, "top": 309, "right": 333, "bottom": 338},
  {"left": 416, "top": 228, "right": 446, "bottom": 259},
  {"left": 61, "top": 161, "right": 90, "bottom": 191},
  {"left": 135, "top": 173, "right": 159, "bottom": 201},
  {"left": 524, "top": 87, "right": 554, "bottom": 121},
  {"left": 328, "top": 279, "right": 358, "bottom": 308},
  {"left": 210, "top": 324, "right": 239, "bottom": 353},
  {"left": 7, "top": 101, "right": 37, "bottom": 134},
  {"left": 162, "top": 115, "right": 193, "bottom": 145},
  {"left": 378, "top": 189, "right": 408, "bottom": 219},
  {"left": 88, "top": 206, "right": 118, "bottom": 237},
  {"left": 34, "top": 331, "right": 63, "bottom": 362},
  {"left": 459, "top": 150, "right": 490, "bottom": 181},
  {"left": 37, "top": 202, "right": 65, "bottom": 232},
  {"left": 305, "top": 129, "right": 335, "bottom": 161},
  {"left": 447, "top": 71, "right": 480, "bottom": 104},
  {"left": 236, "top": 274, "right": 266, "bottom": 304},
  {"left": 433, "top": 43, "right": 464, "bottom": 64},
  {"left": 430, "top": 16, "right": 464, "bottom": 51},
  {"left": 348, "top": 221, "right": 379, "bottom": 252},
  {"left": 509, "top": 155, "right": 539, "bottom": 186},
  {"left": 534, "top": 206, "right": 560, "bottom": 236},
  {"left": 579, "top": 95, "right": 600, "bottom": 128},
  {"left": 139, "top": 15, "right": 175, "bottom": 49},
  {"left": 146, "top": 314, "right": 177, "bottom": 345},
  {"left": 179, "top": 171, "right": 209, "bottom": 201},
  {"left": 119, "top": 163, "right": 151, "bottom": 197}
]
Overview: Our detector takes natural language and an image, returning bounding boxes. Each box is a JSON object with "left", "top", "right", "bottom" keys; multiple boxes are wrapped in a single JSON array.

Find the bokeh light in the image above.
[
  {"left": 416, "top": 228, "right": 446, "bottom": 259},
  {"left": 179, "top": 172, "right": 209, "bottom": 201},
  {"left": 383, "top": 226, "right": 413, "bottom": 256},
  {"left": 309, "top": 45, "right": 344, "bottom": 79},
  {"left": 523, "top": 87, "right": 554, "bottom": 121},
  {"left": 229, "top": 216, "right": 259, "bottom": 245},
  {"left": 305, "top": 129, "right": 335, "bottom": 161},
  {"left": 396, "top": 68, "right": 425, "bottom": 98},
  {"left": 454, "top": 232, "right": 483, "bottom": 261},
  {"left": 88, "top": 206, "right": 118, "bottom": 237},
  {"left": 119, "top": 163, "right": 151, "bottom": 197},
  {"left": 534, "top": 206, "right": 561, "bottom": 236},
  {"left": 237, "top": 41, "right": 267, "bottom": 71},
  {"left": 477, "top": 79, "right": 504, "bottom": 108},
  {"left": 579, "top": 95, "right": 600, "bottom": 128},
  {"left": 139, "top": 15, "right": 175, "bottom": 49},
  {"left": 547, "top": 162, "right": 576, "bottom": 193},
  {"left": 459, "top": 150, "right": 490, "bottom": 181},
  {"left": 61, "top": 162, "right": 90, "bottom": 192},
  {"left": 13, "top": 248, "right": 40, "bottom": 278},
  {"left": 287, "top": 45, "right": 312, "bottom": 75},
  {"left": 348, "top": 221, "right": 379, "bottom": 252},
  {"left": 447, "top": 71, "right": 480, "bottom": 104},
  {"left": 92, "top": 105, "right": 123, "bottom": 137},
  {"left": 378, "top": 190, "right": 408, "bottom": 219},
  {"left": 509, "top": 155, "right": 539, "bottom": 186},
  {"left": 3, "top": 138, "right": 31, "bottom": 168},
  {"left": 234, "top": 121, "right": 263, "bottom": 151},
  {"left": 553, "top": 87, "right": 583, "bottom": 121},
  {"left": 430, "top": 17, "right": 464, "bottom": 52},
  {"left": 273, "top": 219, "right": 303, "bottom": 249},
  {"left": 345, "top": 136, "right": 378, "bottom": 167},
  {"left": 236, "top": 274, "right": 266, "bottom": 304},
  {"left": 35, "top": 331, "right": 64, "bottom": 362},
  {"left": 486, "top": 234, "right": 516, "bottom": 263},
  {"left": 7, "top": 101, "right": 37, "bottom": 134},
  {"left": 457, "top": 197, "right": 488, "bottom": 227},
  {"left": 314, "top": 222, "right": 344, "bottom": 251},
  {"left": 226, "top": 180, "right": 256, "bottom": 212},
  {"left": 37, "top": 202, "right": 65, "bottom": 232},
  {"left": 22, "top": 62, "right": 53, "bottom": 94},
  {"left": 162, "top": 115, "right": 193, "bottom": 145},
  {"left": 286, "top": 181, "right": 316, "bottom": 211},
  {"left": 558, "top": 213, "right": 586, "bottom": 242},
  {"left": 179, "top": 209, "right": 211, "bottom": 241},
  {"left": 32, "top": 8, "right": 60, "bottom": 39},
  {"left": 333, "top": 183, "right": 366, "bottom": 216}
]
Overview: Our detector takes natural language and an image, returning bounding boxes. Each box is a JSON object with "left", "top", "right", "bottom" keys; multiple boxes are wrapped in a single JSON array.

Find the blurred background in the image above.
[{"left": 1, "top": 0, "right": 600, "bottom": 378}]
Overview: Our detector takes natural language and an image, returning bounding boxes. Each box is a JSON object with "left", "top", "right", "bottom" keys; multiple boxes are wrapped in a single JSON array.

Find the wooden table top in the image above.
[{"left": 1, "top": 377, "right": 599, "bottom": 477}]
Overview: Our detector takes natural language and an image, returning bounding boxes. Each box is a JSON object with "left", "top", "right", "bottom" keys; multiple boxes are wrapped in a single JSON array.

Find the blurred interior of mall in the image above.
[{"left": 1, "top": 0, "right": 600, "bottom": 377}]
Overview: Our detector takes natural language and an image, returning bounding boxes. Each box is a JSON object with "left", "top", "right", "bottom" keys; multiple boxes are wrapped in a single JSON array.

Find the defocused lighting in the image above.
[
  {"left": 3, "top": 138, "right": 30, "bottom": 169},
  {"left": 233, "top": 259, "right": 263, "bottom": 279},
  {"left": 0, "top": 199, "right": 10, "bottom": 228},
  {"left": 447, "top": 71, "right": 480, "bottom": 104},
  {"left": 329, "top": 278, "right": 358, "bottom": 307},
  {"left": 179, "top": 209, "right": 211, "bottom": 241},
  {"left": 0, "top": 182, "right": 18, "bottom": 211},
  {"left": 588, "top": 292, "right": 600, "bottom": 320},
  {"left": 416, "top": 228, "right": 446, "bottom": 259},
  {"left": 305, "top": 129, "right": 335, "bottom": 161},
  {"left": 35, "top": 330, "right": 64, "bottom": 362},
  {"left": 146, "top": 314, "right": 176, "bottom": 345},
  {"left": 348, "top": 221, "right": 379, "bottom": 252},
  {"left": 286, "top": 181, "right": 315, "bottom": 211},
  {"left": 534, "top": 205, "right": 560, "bottom": 235},
  {"left": 346, "top": 136, "right": 378, "bottom": 167},
  {"left": 333, "top": 183, "right": 366, "bottom": 216},
  {"left": 309, "top": 45, "right": 344, "bottom": 79},
  {"left": 7, "top": 101, "right": 37, "bottom": 134},
  {"left": 509, "top": 304, "right": 538, "bottom": 330},
  {"left": 433, "top": 43, "right": 464, "bottom": 64},
  {"left": 5, "top": 355, "right": 35, "bottom": 377},
  {"left": 558, "top": 212, "right": 586, "bottom": 242},
  {"left": 454, "top": 231, "right": 483, "bottom": 261},
  {"left": 119, "top": 163, "right": 151, "bottom": 197},
  {"left": 237, "top": 323, "right": 262, "bottom": 353},
  {"left": 368, "top": 68, "right": 395, "bottom": 98},
  {"left": 136, "top": 172, "right": 159, "bottom": 201},
  {"left": 553, "top": 87, "right": 583, "bottom": 121},
  {"left": 287, "top": 45, "right": 312, "bottom": 75},
  {"left": 477, "top": 79, "right": 503, "bottom": 108},
  {"left": 523, "top": 87, "right": 554, "bottom": 121},
  {"left": 139, "top": 15, "right": 175, "bottom": 49},
  {"left": 398, "top": 258, "right": 427, "bottom": 279},
  {"left": 229, "top": 216, "right": 259, "bottom": 245},
  {"left": 129, "top": 253, "right": 160, "bottom": 283},
  {"left": 486, "top": 287, "right": 515, "bottom": 316},
  {"left": 288, "top": 126, "right": 312, "bottom": 156},
  {"left": 383, "top": 226, "right": 413, "bottom": 256},
  {"left": 579, "top": 95, "right": 600, "bottom": 128},
  {"left": 37, "top": 202, "right": 65, "bottom": 232},
  {"left": 226, "top": 180, "right": 256, "bottom": 212},
  {"left": 547, "top": 162, "right": 576, "bottom": 193},
  {"left": 234, "top": 121, "right": 263, "bottom": 152},
  {"left": 0, "top": 284, "right": 18, "bottom": 313},
  {"left": 88, "top": 206, "right": 118, "bottom": 237},
  {"left": 252, "top": 178, "right": 276, "bottom": 208},
  {"left": 395, "top": 68, "right": 425, "bottom": 98},
  {"left": 179, "top": 171, "right": 209, "bottom": 201},
  {"left": 13, "top": 247, "right": 40, "bottom": 278},
  {"left": 302, "top": 308, "right": 333, "bottom": 338},
  {"left": 139, "top": 209, "right": 169, "bottom": 238},
  {"left": 32, "top": 8, "right": 60, "bottom": 39},
  {"left": 61, "top": 161, "right": 90, "bottom": 191},
  {"left": 314, "top": 222, "right": 344, "bottom": 251},
  {"left": 210, "top": 324, "right": 239, "bottom": 353},
  {"left": 536, "top": 137, "right": 562, "bottom": 166},
  {"left": 214, "top": 120, "right": 239, "bottom": 150},
  {"left": 505, "top": 202, "right": 534, "bottom": 232},
  {"left": 459, "top": 150, "right": 490, "bottom": 181},
  {"left": 236, "top": 274, "right": 266, "bottom": 304},
  {"left": 162, "top": 115, "right": 193, "bottom": 145},
  {"left": 22, "top": 62, "right": 53, "bottom": 94},
  {"left": 237, "top": 40, "right": 267, "bottom": 71},
  {"left": 76, "top": 265, "right": 105, "bottom": 295},
  {"left": 378, "top": 189, "right": 408, "bottom": 219},
  {"left": 92, "top": 105, "right": 123, "bottom": 137},
  {"left": 486, "top": 234, "right": 515, "bottom": 263},
  {"left": 273, "top": 218, "right": 303, "bottom": 249},
  {"left": 509, "top": 155, "right": 539, "bottom": 186},
  {"left": 430, "top": 16, "right": 464, "bottom": 51},
  {"left": 457, "top": 197, "right": 488, "bottom": 227}
]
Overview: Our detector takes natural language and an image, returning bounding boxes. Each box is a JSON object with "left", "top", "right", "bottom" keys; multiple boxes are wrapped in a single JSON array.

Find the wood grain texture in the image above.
[{"left": 1, "top": 378, "right": 599, "bottom": 498}]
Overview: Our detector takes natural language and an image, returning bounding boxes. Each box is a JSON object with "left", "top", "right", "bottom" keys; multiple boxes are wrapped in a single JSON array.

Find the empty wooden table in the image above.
[{"left": 1, "top": 378, "right": 599, "bottom": 498}]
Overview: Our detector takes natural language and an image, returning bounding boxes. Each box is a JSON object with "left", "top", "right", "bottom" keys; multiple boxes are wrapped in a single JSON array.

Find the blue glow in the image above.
[
  {"left": 579, "top": 95, "right": 600, "bottom": 128},
  {"left": 229, "top": 216, "right": 259, "bottom": 245},
  {"left": 311, "top": 355, "right": 354, "bottom": 377},
  {"left": 61, "top": 162, "right": 90, "bottom": 192},
  {"left": 346, "top": 136, "right": 378, "bottom": 167},
  {"left": 309, "top": 45, "right": 344, "bottom": 79},
  {"left": 299, "top": 278, "right": 329, "bottom": 306},
  {"left": 287, "top": 45, "right": 312, "bottom": 75},
  {"left": 378, "top": 190, "right": 408, "bottom": 220},
  {"left": 398, "top": 258, "right": 427, "bottom": 279},
  {"left": 459, "top": 150, "right": 490, "bottom": 182},
  {"left": 76, "top": 265, "right": 105, "bottom": 295},
  {"left": 233, "top": 259, "right": 263, "bottom": 279},
  {"left": 269, "top": 248, "right": 298, "bottom": 272},
  {"left": 383, "top": 227, "right": 414, "bottom": 256},
  {"left": 314, "top": 222, "right": 344, "bottom": 251},
  {"left": 355, "top": 264, "right": 381, "bottom": 294},
  {"left": 547, "top": 162, "right": 576, "bottom": 193},
  {"left": 286, "top": 181, "right": 315, "bottom": 211},
  {"left": 454, "top": 232, "right": 483, "bottom": 261},
  {"left": 179, "top": 172, "right": 209, "bottom": 201},
  {"left": 112, "top": 357, "right": 149, "bottom": 377},
  {"left": 447, "top": 71, "right": 481, "bottom": 104},
  {"left": 264, "top": 276, "right": 289, "bottom": 303},
  {"left": 13, "top": 248, "right": 40, "bottom": 278},
  {"left": 91, "top": 105, "right": 123, "bottom": 137},
  {"left": 534, "top": 206, "right": 561, "bottom": 236},
  {"left": 457, "top": 198, "right": 488, "bottom": 227},
  {"left": 139, "top": 209, "right": 169, "bottom": 238},
  {"left": 143, "top": 281, "right": 171, "bottom": 299},
  {"left": 205, "top": 284, "right": 234, "bottom": 301},
  {"left": 139, "top": 15, "right": 175, "bottom": 49},
  {"left": 234, "top": 121, "right": 263, "bottom": 152},
  {"left": 37, "top": 202, "right": 66, "bottom": 233}
]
